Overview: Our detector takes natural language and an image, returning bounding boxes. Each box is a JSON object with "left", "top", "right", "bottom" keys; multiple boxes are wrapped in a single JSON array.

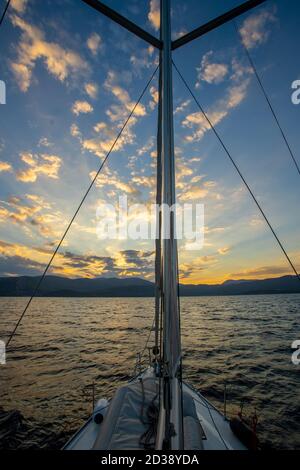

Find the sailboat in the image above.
[{"left": 63, "top": 0, "right": 268, "bottom": 451}]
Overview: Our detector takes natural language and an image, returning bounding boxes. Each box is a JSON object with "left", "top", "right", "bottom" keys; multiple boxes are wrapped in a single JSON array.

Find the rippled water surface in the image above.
[{"left": 0, "top": 295, "right": 299, "bottom": 449}]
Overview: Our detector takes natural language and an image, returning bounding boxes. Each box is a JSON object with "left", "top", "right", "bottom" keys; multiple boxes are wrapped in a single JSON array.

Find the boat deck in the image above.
[{"left": 64, "top": 369, "right": 246, "bottom": 450}]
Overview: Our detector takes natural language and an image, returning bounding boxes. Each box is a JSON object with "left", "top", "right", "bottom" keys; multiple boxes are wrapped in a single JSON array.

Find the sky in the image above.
[{"left": 0, "top": 0, "right": 299, "bottom": 284}]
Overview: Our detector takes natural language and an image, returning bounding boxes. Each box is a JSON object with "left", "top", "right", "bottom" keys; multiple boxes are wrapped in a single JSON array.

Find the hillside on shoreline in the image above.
[{"left": 0, "top": 275, "right": 299, "bottom": 297}]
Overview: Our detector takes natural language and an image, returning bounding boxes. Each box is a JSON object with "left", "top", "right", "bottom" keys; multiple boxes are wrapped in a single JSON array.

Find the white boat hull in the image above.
[{"left": 64, "top": 369, "right": 246, "bottom": 450}]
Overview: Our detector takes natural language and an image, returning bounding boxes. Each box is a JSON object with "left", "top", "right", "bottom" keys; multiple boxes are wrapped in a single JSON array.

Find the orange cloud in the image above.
[
  {"left": 10, "top": 0, "right": 28, "bottom": 13},
  {"left": 0, "top": 161, "right": 12, "bottom": 172},
  {"left": 196, "top": 51, "right": 228, "bottom": 86},
  {"left": 10, "top": 15, "right": 88, "bottom": 92},
  {"left": 149, "top": 86, "right": 158, "bottom": 110},
  {"left": 239, "top": 7, "right": 276, "bottom": 49},
  {"left": 87, "top": 33, "right": 102, "bottom": 55},
  {"left": 84, "top": 82, "right": 98, "bottom": 99},
  {"left": 229, "top": 264, "right": 292, "bottom": 280},
  {"left": 16, "top": 152, "right": 62, "bottom": 182},
  {"left": 0, "top": 194, "right": 63, "bottom": 239},
  {"left": 90, "top": 167, "right": 139, "bottom": 195},
  {"left": 0, "top": 240, "right": 154, "bottom": 279},
  {"left": 71, "top": 71, "right": 148, "bottom": 160},
  {"left": 218, "top": 247, "right": 231, "bottom": 255},
  {"left": 148, "top": 0, "right": 160, "bottom": 30},
  {"left": 104, "top": 71, "right": 146, "bottom": 120},
  {"left": 72, "top": 100, "right": 93, "bottom": 116}
]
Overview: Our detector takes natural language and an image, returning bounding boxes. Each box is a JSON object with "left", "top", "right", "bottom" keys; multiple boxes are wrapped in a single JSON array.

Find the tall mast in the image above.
[{"left": 156, "top": 0, "right": 183, "bottom": 450}]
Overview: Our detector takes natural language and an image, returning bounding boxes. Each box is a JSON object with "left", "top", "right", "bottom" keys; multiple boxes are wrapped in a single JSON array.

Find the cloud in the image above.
[
  {"left": 226, "top": 82, "right": 249, "bottom": 108},
  {"left": 0, "top": 254, "right": 46, "bottom": 277},
  {"left": 72, "top": 100, "right": 94, "bottom": 116},
  {"left": 60, "top": 251, "right": 114, "bottom": 275},
  {"left": 179, "top": 255, "right": 218, "bottom": 280},
  {"left": 239, "top": 7, "right": 276, "bottom": 49},
  {"left": 104, "top": 71, "right": 146, "bottom": 120},
  {"left": 16, "top": 152, "right": 62, "bottom": 182},
  {"left": 178, "top": 177, "right": 217, "bottom": 201},
  {"left": 0, "top": 196, "right": 41, "bottom": 224},
  {"left": 0, "top": 239, "right": 155, "bottom": 278},
  {"left": 59, "top": 249, "right": 154, "bottom": 278},
  {"left": 175, "top": 161, "right": 194, "bottom": 188},
  {"left": 70, "top": 123, "right": 81, "bottom": 138},
  {"left": 172, "top": 29, "right": 188, "bottom": 41},
  {"left": 148, "top": 0, "right": 160, "bottom": 30},
  {"left": 0, "top": 161, "right": 12, "bottom": 173},
  {"left": 120, "top": 249, "right": 154, "bottom": 267},
  {"left": 137, "top": 137, "right": 155, "bottom": 157},
  {"left": 131, "top": 175, "right": 156, "bottom": 189},
  {"left": 87, "top": 33, "right": 102, "bottom": 56},
  {"left": 71, "top": 71, "right": 147, "bottom": 160},
  {"left": 196, "top": 52, "right": 228, "bottom": 86},
  {"left": 174, "top": 100, "right": 190, "bottom": 115},
  {"left": 93, "top": 122, "right": 107, "bottom": 133},
  {"left": 229, "top": 264, "right": 291, "bottom": 279},
  {"left": 10, "top": 62, "right": 31, "bottom": 92},
  {"left": 10, "top": 15, "right": 88, "bottom": 92},
  {"left": 80, "top": 136, "right": 119, "bottom": 159},
  {"left": 218, "top": 247, "right": 230, "bottom": 255},
  {"left": 147, "top": 45, "right": 155, "bottom": 56},
  {"left": 0, "top": 193, "right": 62, "bottom": 239},
  {"left": 38, "top": 137, "right": 53, "bottom": 148},
  {"left": 10, "top": 0, "right": 28, "bottom": 13},
  {"left": 79, "top": 124, "right": 134, "bottom": 159},
  {"left": 0, "top": 240, "right": 60, "bottom": 276},
  {"left": 174, "top": 157, "right": 222, "bottom": 203},
  {"left": 84, "top": 82, "right": 98, "bottom": 99},
  {"left": 149, "top": 85, "right": 158, "bottom": 110},
  {"left": 130, "top": 46, "right": 157, "bottom": 74},
  {"left": 182, "top": 80, "right": 249, "bottom": 142},
  {"left": 25, "top": 193, "right": 51, "bottom": 208},
  {"left": 90, "top": 167, "right": 139, "bottom": 195},
  {"left": 182, "top": 52, "right": 253, "bottom": 142},
  {"left": 179, "top": 186, "right": 209, "bottom": 201},
  {"left": 249, "top": 216, "right": 264, "bottom": 228},
  {"left": 28, "top": 213, "right": 63, "bottom": 237},
  {"left": 117, "top": 250, "right": 154, "bottom": 276}
]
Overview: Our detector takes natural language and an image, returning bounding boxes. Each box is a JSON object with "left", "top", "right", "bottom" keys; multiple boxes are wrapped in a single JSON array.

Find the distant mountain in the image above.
[
  {"left": 180, "top": 275, "right": 300, "bottom": 296},
  {"left": 0, "top": 275, "right": 299, "bottom": 297},
  {"left": 0, "top": 276, "right": 154, "bottom": 297}
]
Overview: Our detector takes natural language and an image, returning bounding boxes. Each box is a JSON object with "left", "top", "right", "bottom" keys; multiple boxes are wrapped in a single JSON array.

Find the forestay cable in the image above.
[
  {"left": 6, "top": 65, "right": 159, "bottom": 349},
  {"left": 0, "top": 0, "right": 11, "bottom": 27},
  {"left": 173, "top": 60, "right": 300, "bottom": 283},
  {"left": 233, "top": 20, "right": 300, "bottom": 177}
]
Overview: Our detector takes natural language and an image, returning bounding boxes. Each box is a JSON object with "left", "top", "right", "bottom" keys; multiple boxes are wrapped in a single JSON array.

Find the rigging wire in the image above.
[
  {"left": 172, "top": 60, "right": 300, "bottom": 283},
  {"left": 206, "top": 401, "right": 229, "bottom": 450},
  {"left": 192, "top": 394, "right": 229, "bottom": 449},
  {"left": 185, "top": 381, "right": 229, "bottom": 449},
  {"left": 5, "top": 65, "right": 159, "bottom": 350},
  {"left": 233, "top": 20, "right": 300, "bottom": 177},
  {"left": 0, "top": 0, "right": 11, "bottom": 27},
  {"left": 137, "top": 311, "right": 156, "bottom": 368}
]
